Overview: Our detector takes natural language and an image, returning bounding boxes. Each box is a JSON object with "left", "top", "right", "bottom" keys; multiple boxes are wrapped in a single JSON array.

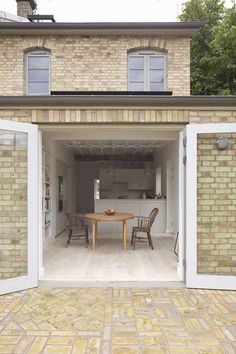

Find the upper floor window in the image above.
[
  {"left": 26, "top": 51, "right": 50, "bottom": 95},
  {"left": 128, "top": 50, "right": 165, "bottom": 91}
]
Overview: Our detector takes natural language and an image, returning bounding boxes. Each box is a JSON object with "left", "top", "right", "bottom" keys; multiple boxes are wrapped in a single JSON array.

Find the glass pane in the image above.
[
  {"left": 129, "top": 82, "right": 144, "bottom": 91},
  {"left": 28, "top": 56, "right": 49, "bottom": 69},
  {"left": 28, "top": 82, "right": 49, "bottom": 95},
  {"left": 149, "top": 82, "right": 164, "bottom": 91},
  {"left": 128, "top": 56, "right": 144, "bottom": 70},
  {"left": 0, "top": 132, "right": 14, "bottom": 146},
  {"left": 149, "top": 56, "right": 164, "bottom": 70},
  {"left": 149, "top": 70, "right": 164, "bottom": 82},
  {"left": 197, "top": 133, "right": 236, "bottom": 276},
  {"left": 28, "top": 69, "right": 49, "bottom": 81},
  {"left": 0, "top": 130, "right": 28, "bottom": 280},
  {"left": 129, "top": 69, "right": 144, "bottom": 82}
]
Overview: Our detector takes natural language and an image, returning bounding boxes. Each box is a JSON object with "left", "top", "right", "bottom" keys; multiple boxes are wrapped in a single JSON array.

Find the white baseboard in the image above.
[
  {"left": 165, "top": 229, "right": 175, "bottom": 235},
  {"left": 177, "top": 262, "right": 184, "bottom": 281},
  {"left": 39, "top": 267, "right": 45, "bottom": 278}
]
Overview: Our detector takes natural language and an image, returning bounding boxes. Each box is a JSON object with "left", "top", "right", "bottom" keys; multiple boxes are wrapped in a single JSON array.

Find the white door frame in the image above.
[
  {"left": 38, "top": 124, "right": 185, "bottom": 282},
  {"left": 186, "top": 123, "right": 236, "bottom": 290},
  {"left": 178, "top": 129, "right": 186, "bottom": 281},
  {"left": 0, "top": 120, "right": 39, "bottom": 295}
]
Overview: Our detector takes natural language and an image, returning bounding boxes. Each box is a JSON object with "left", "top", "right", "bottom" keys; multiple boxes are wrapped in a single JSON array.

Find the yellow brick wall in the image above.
[
  {"left": 0, "top": 130, "right": 28, "bottom": 279},
  {"left": 0, "top": 35, "right": 190, "bottom": 96},
  {"left": 190, "top": 110, "right": 236, "bottom": 123},
  {"left": 197, "top": 133, "right": 236, "bottom": 276}
]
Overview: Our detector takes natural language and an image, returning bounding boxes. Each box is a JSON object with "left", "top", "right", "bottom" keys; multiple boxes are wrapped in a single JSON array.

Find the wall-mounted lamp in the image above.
[{"left": 216, "top": 137, "right": 229, "bottom": 150}]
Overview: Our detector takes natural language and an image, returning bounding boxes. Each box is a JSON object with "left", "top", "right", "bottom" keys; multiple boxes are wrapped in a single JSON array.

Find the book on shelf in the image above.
[
  {"left": 45, "top": 185, "right": 50, "bottom": 196},
  {"left": 44, "top": 198, "right": 50, "bottom": 210}
]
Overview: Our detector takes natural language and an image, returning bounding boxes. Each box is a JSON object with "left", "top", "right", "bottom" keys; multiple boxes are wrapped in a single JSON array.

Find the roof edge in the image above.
[
  {"left": 0, "top": 95, "right": 235, "bottom": 108},
  {"left": 0, "top": 21, "right": 204, "bottom": 36}
]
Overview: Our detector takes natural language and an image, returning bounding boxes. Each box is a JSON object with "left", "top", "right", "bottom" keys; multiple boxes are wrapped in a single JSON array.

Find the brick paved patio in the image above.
[{"left": 0, "top": 287, "right": 235, "bottom": 353}]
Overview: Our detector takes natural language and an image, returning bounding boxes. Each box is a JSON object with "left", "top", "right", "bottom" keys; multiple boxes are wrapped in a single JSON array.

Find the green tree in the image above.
[
  {"left": 179, "top": 0, "right": 236, "bottom": 95},
  {"left": 210, "top": 3, "right": 236, "bottom": 94}
]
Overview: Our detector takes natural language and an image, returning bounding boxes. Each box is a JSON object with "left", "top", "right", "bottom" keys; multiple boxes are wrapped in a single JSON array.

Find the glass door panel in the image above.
[
  {"left": 0, "top": 120, "right": 38, "bottom": 295},
  {"left": 186, "top": 123, "right": 236, "bottom": 290}
]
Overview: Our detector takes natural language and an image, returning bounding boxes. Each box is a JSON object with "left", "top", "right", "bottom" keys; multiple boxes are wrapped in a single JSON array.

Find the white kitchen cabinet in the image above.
[
  {"left": 128, "top": 170, "right": 155, "bottom": 190},
  {"left": 99, "top": 169, "right": 113, "bottom": 190},
  {"left": 114, "top": 169, "right": 127, "bottom": 182},
  {"left": 99, "top": 168, "right": 155, "bottom": 191}
]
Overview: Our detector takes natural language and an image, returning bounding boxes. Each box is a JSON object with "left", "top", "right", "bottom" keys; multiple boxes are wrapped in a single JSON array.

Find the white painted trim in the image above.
[
  {"left": 128, "top": 51, "right": 166, "bottom": 91},
  {"left": 0, "top": 120, "right": 39, "bottom": 295},
  {"left": 186, "top": 123, "right": 236, "bottom": 290},
  {"left": 38, "top": 131, "right": 43, "bottom": 279},
  {"left": 178, "top": 129, "right": 186, "bottom": 282},
  {"left": 39, "top": 267, "right": 45, "bottom": 278},
  {"left": 39, "top": 280, "right": 184, "bottom": 288}
]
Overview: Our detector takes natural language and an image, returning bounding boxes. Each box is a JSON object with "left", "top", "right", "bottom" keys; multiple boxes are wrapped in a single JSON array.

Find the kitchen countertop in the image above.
[
  {"left": 96, "top": 198, "right": 166, "bottom": 201},
  {"left": 94, "top": 198, "right": 166, "bottom": 233}
]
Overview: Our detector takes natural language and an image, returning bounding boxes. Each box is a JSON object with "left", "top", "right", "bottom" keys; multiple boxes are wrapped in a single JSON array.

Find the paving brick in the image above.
[{"left": 0, "top": 287, "right": 235, "bottom": 353}]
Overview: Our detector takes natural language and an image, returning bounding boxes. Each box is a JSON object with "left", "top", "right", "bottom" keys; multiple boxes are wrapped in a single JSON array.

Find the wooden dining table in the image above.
[{"left": 85, "top": 212, "right": 134, "bottom": 251}]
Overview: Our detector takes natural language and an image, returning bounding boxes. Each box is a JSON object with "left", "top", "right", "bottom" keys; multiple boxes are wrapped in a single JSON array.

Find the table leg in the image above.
[
  {"left": 95, "top": 221, "right": 97, "bottom": 249},
  {"left": 123, "top": 221, "right": 127, "bottom": 251},
  {"left": 93, "top": 220, "right": 97, "bottom": 251}
]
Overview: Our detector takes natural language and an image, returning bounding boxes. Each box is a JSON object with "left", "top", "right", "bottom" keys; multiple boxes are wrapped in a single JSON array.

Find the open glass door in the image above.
[
  {"left": 186, "top": 123, "right": 236, "bottom": 290},
  {"left": 0, "top": 120, "right": 38, "bottom": 295}
]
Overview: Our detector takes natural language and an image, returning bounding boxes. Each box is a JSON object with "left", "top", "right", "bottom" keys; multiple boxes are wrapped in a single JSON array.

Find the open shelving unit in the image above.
[{"left": 42, "top": 148, "right": 52, "bottom": 240}]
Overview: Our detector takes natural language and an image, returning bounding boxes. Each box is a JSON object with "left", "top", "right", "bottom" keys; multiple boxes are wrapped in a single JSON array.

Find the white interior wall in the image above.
[
  {"left": 42, "top": 135, "right": 76, "bottom": 238},
  {"left": 154, "top": 138, "right": 179, "bottom": 234}
]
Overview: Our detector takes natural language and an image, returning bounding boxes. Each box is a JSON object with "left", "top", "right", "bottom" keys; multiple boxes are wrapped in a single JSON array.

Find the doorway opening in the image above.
[{"left": 39, "top": 125, "right": 185, "bottom": 284}]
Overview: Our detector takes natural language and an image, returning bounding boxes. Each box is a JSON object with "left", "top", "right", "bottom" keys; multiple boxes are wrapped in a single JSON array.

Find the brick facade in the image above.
[
  {"left": 190, "top": 110, "right": 236, "bottom": 124},
  {"left": 197, "top": 133, "right": 236, "bottom": 276},
  {"left": 0, "top": 36, "right": 190, "bottom": 96},
  {"left": 0, "top": 21, "right": 236, "bottom": 283},
  {"left": 0, "top": 130, "right": 28, "bottom": 279}
]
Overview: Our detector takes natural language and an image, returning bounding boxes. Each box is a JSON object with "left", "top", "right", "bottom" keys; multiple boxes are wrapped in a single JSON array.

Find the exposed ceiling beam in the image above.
[{"left": 74, "top": 154, "right": 153, "bottom": 162}]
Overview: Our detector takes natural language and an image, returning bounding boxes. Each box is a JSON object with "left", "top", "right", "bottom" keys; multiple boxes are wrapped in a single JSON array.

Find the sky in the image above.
[{"left": 0, "top": 0, "right": 233, "bottom": 22}]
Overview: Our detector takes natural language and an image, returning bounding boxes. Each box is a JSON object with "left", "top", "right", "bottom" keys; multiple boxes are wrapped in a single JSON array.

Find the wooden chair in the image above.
[
  {"left": 131, "top": 208, "right": 159, "bottom": 250},
  {"left": 66, "top": 213, "right": 89, "bottom": 246}
]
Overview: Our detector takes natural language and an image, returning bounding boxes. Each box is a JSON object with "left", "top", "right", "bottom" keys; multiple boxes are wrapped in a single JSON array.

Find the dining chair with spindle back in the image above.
[
  {"left": 66, "top": 213, "right": 89, "bottom": 246},
  {"left": 131, "top": 208, "right": 159, "bottom": 250}
]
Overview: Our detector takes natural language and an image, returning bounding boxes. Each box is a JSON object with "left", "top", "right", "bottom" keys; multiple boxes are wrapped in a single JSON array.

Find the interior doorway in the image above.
[{"left": 38, "top": 124, "right": 185, "bottom": 284}]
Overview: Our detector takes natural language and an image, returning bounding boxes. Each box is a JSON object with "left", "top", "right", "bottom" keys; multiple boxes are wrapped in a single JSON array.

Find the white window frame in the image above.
[
  {"left": 26, "top": 50, "right": 51, "bottom": 96},
  {"left": 128, "top": 50, "right": 166, "bottom": 91}
]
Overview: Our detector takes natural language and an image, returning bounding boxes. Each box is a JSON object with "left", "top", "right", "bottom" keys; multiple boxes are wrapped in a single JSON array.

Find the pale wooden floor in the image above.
[{"left": 42, "top": 231, "right": 179, "bottom": 281}]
